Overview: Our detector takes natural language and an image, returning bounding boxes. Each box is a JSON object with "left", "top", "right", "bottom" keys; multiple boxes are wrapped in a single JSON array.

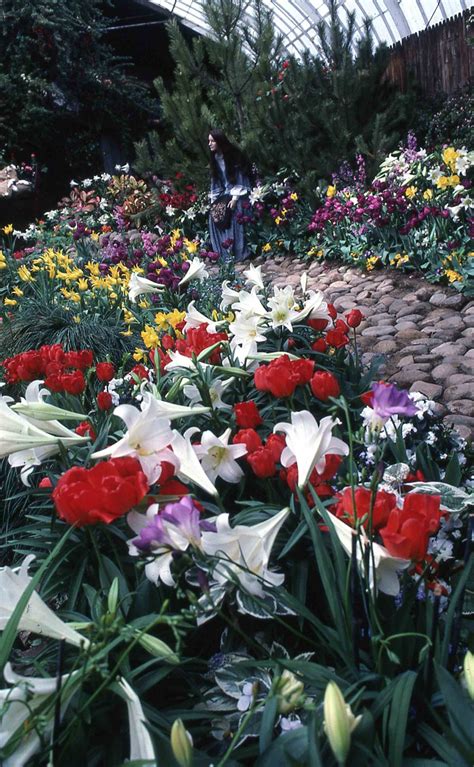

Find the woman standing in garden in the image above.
[{"left": 208, "top": 129, "right": 253, "bottom": 263}]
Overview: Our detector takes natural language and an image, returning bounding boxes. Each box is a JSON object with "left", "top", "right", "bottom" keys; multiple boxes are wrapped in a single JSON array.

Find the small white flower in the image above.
[{"left": 166, "top": 205, "right": 175, "bottom": 216}]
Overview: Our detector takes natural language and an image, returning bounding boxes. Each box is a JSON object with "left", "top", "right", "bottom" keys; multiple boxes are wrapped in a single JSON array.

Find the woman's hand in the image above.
[{"left": 227, "top": 198, "right": 237, "bottom": 209}]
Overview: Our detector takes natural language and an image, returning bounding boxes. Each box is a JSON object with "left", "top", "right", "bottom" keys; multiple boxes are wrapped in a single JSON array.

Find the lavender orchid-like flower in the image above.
[
  {"left": 362, "top": 382, "right": 419, "bottom": 431},
  {"left": 128, "top": 496, "right": 214, "bottom": 586}
]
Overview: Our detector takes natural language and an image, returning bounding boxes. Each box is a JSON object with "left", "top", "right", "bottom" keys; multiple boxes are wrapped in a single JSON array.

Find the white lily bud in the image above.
[
  {"left": 12, "top": 401, "right": 86, "bottom": 421},
  {"left": 136, "top": 632, "right": 179, "bottom": 664},
  {"left": 464, "top": 650, "right": 474, "bottom": 700},
  {"left": 276, "top": 669, "right": 305, "bottom": 714},
  {"left": 170, "top": 718, "right": 193, "bottom": 767},
  {"left": 323, "top": 681, "right": 361, "bottom": 765}
]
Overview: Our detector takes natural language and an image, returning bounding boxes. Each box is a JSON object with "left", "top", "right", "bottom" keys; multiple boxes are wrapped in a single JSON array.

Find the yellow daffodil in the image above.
[
  {"left": 442, "top": 146, "right": 458, "bottom": 172},
  {"left": 77, "top": 278, "right": 89, "bottom": 291},
  {"left": 85, "top": 261, "right": 100, "bottom": 276},
  {"left": 123, "top": 308, "right": 136, "bottom": 325},
  {"left": 2, "top": 224, "right": 13, "bottom": 235},
  {"left": 138, "top": 299, "right": 150, "bottom": 309},
  {"left": 4, "top": 297, "right": 17, "bottom": 306},
  {"left": 326, "top": 185, "right": 336, "bottom": 198},
  {"left": 423, "top": 189, "right": 433, "bottom": 200},
  {"left": 11, "top": 286, "right": 24, "bottom": 296},
  {"left": 121, "top": 328, "right": 133, "bottom": 337},
  {"left": 133, "top": 347, "right": 148, "bottom": 362},
  {"left": 184, "top": 238, "right": 198, "bottom": 254},
  {"left": 141, "top": 325, "right": 160, "bottom": 348},
  {"left": 405, "top": 185, "right": 417, "bottom": 199}
]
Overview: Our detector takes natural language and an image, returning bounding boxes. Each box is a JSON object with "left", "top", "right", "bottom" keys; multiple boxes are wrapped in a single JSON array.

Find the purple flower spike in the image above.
[{"left": 371, "top": 382, "right": 419, "bottom": 419}]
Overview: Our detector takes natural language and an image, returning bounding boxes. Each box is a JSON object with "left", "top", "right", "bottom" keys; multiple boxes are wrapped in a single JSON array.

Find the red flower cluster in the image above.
[
  {"left": 333, "top": 488, "right": 444, "bottom": 563},
  {"left": 234, "top": 401, "right": 263, "bottom": 428},
  {"left": 236, "top": 431, "right": 286, "bottom": 479},
  {"left": 283, "top": 454, "right": 342, "bottom": 499},
  {"left": 2, "top": 344, "right": 91, "bottom": 384},
  {"left": 254, "top": 355, "right": 314, "bottom": 397},
  {"left": 175, "top": 324, "right": 228, "bottom": 365},
  {"left": 380, "top": 493, "right": 443, "bottom": 562},
  {"left": 333, "top": 487, "right": 397, "bottom": 530},
  {"left": 52, "top": 457, "right": 149, "bottom": 527}
]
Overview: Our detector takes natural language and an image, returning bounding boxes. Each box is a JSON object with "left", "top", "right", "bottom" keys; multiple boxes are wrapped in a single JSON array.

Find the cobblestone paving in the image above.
[{"left": 237, "top": 255, "right": 474, "bottom": 441}]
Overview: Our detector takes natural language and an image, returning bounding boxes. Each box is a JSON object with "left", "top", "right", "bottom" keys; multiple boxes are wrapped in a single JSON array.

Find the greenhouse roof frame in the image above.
[{"left": 144, "top": 0, "right": 473, "bottom": 53}]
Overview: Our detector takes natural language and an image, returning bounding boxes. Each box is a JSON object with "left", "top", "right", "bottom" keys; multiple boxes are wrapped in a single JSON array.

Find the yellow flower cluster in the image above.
[
  {"left": 436, "top": 175, "right": 460, "bottom": 189},
  {"left": 366, "top": 256, "right": 381, "bottom": 271},
  {"left": 307, "top": 246, "right": 324, "bottom": 259},
  {"left": 0, "top": 250, "right": 6, "bottom": 270},
  {"left": 392, "top": 253, "right": 410, "bottom": 268},
  {"left": 442, "top": 147, "right": 459, "bottom": 173}
]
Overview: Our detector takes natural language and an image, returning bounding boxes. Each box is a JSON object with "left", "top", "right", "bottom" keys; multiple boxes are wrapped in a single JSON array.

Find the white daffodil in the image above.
[
  {"left": 183, "top": 300, "right": 226, "bottom": 333},
  {"left": 201, "top": 507, "right": 290, "bottom": 597},
  {"left": 128, "top": 272, "right": 164, "bottom": 303},
  {"left": 325, "top": 512, "right": 410, "bottom": 596},
  {"left": 0, "top": 664, "right": 81, "bottom": 767},
  {"left": 178, "top": 257, "right": 209, "bottom": 286},
  {"left": 274, "top": 411, "right": 349, "bottom": 489},
  {"left": 183, "top": 378, "right": 233, "bottom": 411},
  {"left": 170, "top": 428, "right": 218, "bottom": 497},
  {"left": 92, "top": 392, "right": 176, "bottom": 484},
  {"left": 0, "top": 556, "right": 89, "bottom": 647},
  {"left": 194, "top": 427, "right": 246, "bottom": 484},
  {"left": 243, "top": 263, "right": 265, "bottom": 290},
  {"left": 117, "top": 678, "right": 157, "bottom": 764}
]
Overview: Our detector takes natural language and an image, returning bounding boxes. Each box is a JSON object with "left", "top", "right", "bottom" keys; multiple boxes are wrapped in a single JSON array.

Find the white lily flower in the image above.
[
  {"left": 274, "top": 411, "right": 349, "bottom": 489},
  {"left": 92, "top": 392, "right": 176, "bottom": 484},
  {"left": 231, "top": 286, "right": 267, "bottom": 317},
  {"left": 117, "top": 678, "right": 156, "bottom": 764},
  {"left": 128, "top": 272, "right": 164, "bottom": 303},
  {"left": 201, "top": 507, "right": 290, "bottom": 597},
  {"left": 325, "top": 512, "right": 410, "bottom": 596},
  {"left": 0, "top": 556, "right": 89, "bottom": 647},
  {"left": 178, "top": 257, "right": 208, "bottom": 286},
  {"left": 220, "top": 280, "right": 241, "bottom": 312},
  {"left": 297, "top": 289, "right": 329, "bottom": 324},
  {"left": 194, "top": 427, "right": 246, "bottom": 484},
  {"left": 243, "top": 263, "right": 265, "bottom": 290},
  {"left": 164, "top": 350, "right": 209, "bottom": 373},
  {"left": 0, "top": 664, "right": 81, "bottom": 767},
  {"left": 183, "top": 378, "right": 233, "bottom": 411},
  {"left": 170, "top": 428, "right": 218, "bottom": 497},
  {"left": 183, "top": 300, "right": 226, "bottom": 334},
  {"left": 267, "top": 285, "right": 301, "bottom": 330},
  {"left": 228, "top": 312, "right": 267, "bottom": 361}
]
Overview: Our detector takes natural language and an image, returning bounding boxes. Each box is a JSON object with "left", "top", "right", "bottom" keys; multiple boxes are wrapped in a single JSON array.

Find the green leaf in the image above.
[
  {"left": 386, "top": 671, "right": 417, "bottom": 767},
  {"left": 259, "top": 695, "right": 279, "bottom": 753},
  {"left": 418, "top": 723, "right": 470, "bottom": 767},
  {"left": 434, "top": 663, "right": 474, "bottom": 747}
]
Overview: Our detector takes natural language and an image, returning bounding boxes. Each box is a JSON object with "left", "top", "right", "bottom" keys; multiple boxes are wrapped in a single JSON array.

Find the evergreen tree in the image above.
[{"left": 0, "top": 0, "right": 154, "bottom": 176}]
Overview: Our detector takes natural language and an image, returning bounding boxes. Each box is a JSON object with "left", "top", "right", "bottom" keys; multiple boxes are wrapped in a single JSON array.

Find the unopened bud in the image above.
[
  {"left": 137, "top": 632, "right": 179, "bottom": 664},
  {"left": 464, "top": 650, "right": 474, "bottom": 700},
  {"left": 107, "top": 577, "right": 119, "bottom": 615},
  {"left": 171, "top": 718, "right": 193, "bottom": 766},
  {"left": 323, "top": 681, "right": 361, "bottom": 765},
  {"left": 276, "top": 669, "right": 305, "bottom": 714}
]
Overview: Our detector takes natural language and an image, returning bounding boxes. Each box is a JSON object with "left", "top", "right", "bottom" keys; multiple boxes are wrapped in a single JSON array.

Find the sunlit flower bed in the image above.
[{"left": 0, "top": 250, "right": 473, "bottom": 764}]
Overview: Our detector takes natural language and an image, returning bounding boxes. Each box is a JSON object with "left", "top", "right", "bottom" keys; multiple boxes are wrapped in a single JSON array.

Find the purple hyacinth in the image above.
[{"left": 371, "top": 382, "right": 419, "bottom": 419}]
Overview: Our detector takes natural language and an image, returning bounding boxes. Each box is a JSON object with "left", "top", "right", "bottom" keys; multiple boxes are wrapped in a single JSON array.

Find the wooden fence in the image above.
[{"left": 385, "top": 9, "right": 473, "bottom": 96}]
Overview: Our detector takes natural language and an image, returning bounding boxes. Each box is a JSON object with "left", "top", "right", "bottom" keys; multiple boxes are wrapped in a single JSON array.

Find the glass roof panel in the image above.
[{"left": 146, "top": 0, "right": 474, "bottom": 51}]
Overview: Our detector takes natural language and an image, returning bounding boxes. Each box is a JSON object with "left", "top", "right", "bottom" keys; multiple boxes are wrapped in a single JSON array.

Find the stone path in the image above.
[{"left": 237, "top": 256, "right": 474, "bottom": 441}]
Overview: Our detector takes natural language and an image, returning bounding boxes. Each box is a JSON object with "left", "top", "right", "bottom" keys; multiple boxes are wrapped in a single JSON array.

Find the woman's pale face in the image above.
[{"left": 208, "top": 134, "right": 218, "bottom": 152}]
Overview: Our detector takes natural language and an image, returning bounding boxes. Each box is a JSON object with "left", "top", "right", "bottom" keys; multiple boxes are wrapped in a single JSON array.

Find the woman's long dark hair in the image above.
[{"left": 209, "top": 129, "right": 251, "bottom": 185}]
